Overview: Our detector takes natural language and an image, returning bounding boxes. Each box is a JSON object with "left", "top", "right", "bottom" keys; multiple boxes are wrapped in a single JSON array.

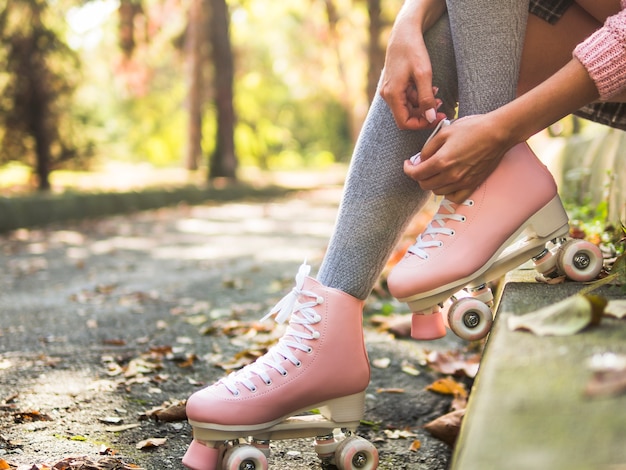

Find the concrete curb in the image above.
[{"left": 451, "top": 270, "right": 626, "bottom": 470}]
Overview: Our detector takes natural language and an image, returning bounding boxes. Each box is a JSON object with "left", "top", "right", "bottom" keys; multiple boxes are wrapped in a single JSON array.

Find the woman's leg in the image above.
[
  {"left": 316, "top": 14, "right": 458, "bottom": 300},
  {"left": 518, "top": 1, "right": 620, "bottom": 97},
  {"left": 446, "top": 0, "right": 530, "bottom": 116}
]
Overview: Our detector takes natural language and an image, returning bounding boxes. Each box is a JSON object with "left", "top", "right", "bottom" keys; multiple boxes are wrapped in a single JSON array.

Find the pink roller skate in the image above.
[
  {"left": 388, "top": 121, "right": 603, "bottom": 342},
  {"left": 183, "top": 263, "right": 379, "bottom": 470}
]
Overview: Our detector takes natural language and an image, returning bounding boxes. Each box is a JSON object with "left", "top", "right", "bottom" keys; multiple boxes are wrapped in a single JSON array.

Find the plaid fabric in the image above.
[
  {"left": 529, "top": 0, "right": 626, "bottom": 130},
  {"left": 529, "top": 0, "right": 575, "bottom": 25}
]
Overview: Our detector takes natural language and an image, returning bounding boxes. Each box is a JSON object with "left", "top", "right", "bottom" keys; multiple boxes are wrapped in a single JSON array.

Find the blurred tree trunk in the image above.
[
  {"left": 8, "top": 1, "right": 55, "bottom": 191},
  {"left": 1, "top": 0, "right": 83, "bottom": 191},
  {"left": 185, "top": 0, "right": 204, "bottom": 171},
  {"left": 208, "top": 0, "right": 237, "bottom": 180},
  {"left": 118, "top": 0, "right": 142, "bottom": 58},
  {"left": 365, "top": 0, "right": 384, "bottom": 103},
  {"left": 31, "top": 81, "right": 53, "bottom": 192},
  {"left": 322, "top": 0, "right": 358, "bottom": 141}
]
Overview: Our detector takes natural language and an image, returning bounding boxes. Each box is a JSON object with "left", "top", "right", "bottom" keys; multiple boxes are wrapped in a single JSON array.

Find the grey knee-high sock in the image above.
[
  {"left": 318, "top": 2, "right": 528, "bottom": 300},
  {"left": 317, "top": 15, "right": 458, "bottom": 300},
  {"left": 446, "top": 0, "right": 529, "bottom": 115}
]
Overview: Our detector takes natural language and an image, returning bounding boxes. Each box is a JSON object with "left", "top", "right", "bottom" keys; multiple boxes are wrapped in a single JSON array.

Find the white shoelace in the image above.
[
  {"left": 408, "top": 198, "right": 474, "bottom": 260},
  {"left": 218, "top": 262, "right": 324, "bottom": 396}
]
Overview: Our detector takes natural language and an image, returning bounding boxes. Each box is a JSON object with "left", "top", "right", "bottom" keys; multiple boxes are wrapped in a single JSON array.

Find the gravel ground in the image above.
[{"left": 0, "top": 186, "right": 472, "bottom": 469}]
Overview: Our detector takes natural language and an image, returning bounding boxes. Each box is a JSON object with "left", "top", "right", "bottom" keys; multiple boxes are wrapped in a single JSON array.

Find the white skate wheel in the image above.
[
  {"left": 335, "top": 436, "right": 379, "bottom": 470},
  {"left": 557, "top": 239, "right": 603, "bottom": 282},
  {"left": 447, "top": 297, "right": 493, "bottom": 341},
  {"left": 222, "top": 444, "right": 268, "bottom": 470},
  {"left": 315, "top": 434, "right": 340, "bottom": 458},
  {"left": 532, "top": 248, "right": 557, "bottom": 277}
]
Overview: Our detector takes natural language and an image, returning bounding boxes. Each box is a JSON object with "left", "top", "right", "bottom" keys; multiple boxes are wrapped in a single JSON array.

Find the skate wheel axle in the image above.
[
  {"left": 463, "top": 311, "right": 481, "bottom": 329},
  {"left": 352, "top": 451, "right": 369, "bottom": 468}
]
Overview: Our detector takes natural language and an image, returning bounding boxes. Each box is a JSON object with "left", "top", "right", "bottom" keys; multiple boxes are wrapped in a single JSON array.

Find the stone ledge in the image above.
[{"left": 451, "top": 269, "right": 626, "bottom": 470}]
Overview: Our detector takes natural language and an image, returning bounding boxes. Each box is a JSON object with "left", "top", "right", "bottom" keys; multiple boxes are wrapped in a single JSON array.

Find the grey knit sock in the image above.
[
  {"left": 446, "top": 0, "right": 529, "bottom": 115},
  {"left": 317, "top": 2, "right": 529, "bottom": 300},
  {"left": 317, "top": 15, "right": 457, "bottom": 300}
]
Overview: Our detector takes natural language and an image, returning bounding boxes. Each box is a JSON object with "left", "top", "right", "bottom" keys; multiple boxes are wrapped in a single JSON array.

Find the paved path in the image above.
[{"left": 0, "top": 187, "right": 463, "bottom": 469}]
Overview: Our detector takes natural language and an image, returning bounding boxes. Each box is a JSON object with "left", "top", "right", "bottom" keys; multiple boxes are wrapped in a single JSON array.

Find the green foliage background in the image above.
[{"left": 0, "top": 0, "right": 382, "bottom": 184}]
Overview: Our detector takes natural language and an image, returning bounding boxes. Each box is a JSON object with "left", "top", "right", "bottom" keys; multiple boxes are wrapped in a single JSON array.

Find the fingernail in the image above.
[
  {"left": 425, "top": 108, "right": 436, "bottom": 123},
  {"left": 410, "top": 153, "right": 421, "bottom": 165},
  {"left": 433, "top": 87, "right": 439, "bottom": 95}
]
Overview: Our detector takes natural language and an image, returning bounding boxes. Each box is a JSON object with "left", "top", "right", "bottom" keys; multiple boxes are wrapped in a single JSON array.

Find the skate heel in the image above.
[
  {"left": 524, "top": 195, "right": 569, "bottom": 240},
  {"left": 411, "top": 309, "right": 447, "bottom": 340},
  {"left": 182, "top": 439, "right": 220, "bottom": 470},
  {"left": 318, "top": 391, "right": 365, "bottom": 423}
]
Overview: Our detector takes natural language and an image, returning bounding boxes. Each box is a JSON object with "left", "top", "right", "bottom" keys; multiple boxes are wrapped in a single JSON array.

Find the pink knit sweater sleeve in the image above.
[{"left": 573, "top": 2, "right": 626, "bottom": 100}]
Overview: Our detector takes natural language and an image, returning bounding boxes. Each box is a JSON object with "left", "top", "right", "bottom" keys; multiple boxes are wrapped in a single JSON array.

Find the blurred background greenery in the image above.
[{"left": 0, "top": 0, "right": 624, "bottom": 229}]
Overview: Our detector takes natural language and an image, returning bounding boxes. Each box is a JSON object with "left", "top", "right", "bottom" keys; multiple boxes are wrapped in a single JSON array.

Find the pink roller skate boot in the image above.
[
  {"left": 388, "top": 141, "right": 574, "bottom": 340},
  {"left": 183, "top": 262, "right": 373, "bottom": 470}
]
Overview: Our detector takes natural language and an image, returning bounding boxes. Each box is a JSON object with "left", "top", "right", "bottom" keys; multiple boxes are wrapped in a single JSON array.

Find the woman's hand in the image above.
[
  {"left": 403, "top": 115, "right": 513, "bottom": 203},
  {"left": 379, "top": 0, "right": 447, "bottom": 130}
]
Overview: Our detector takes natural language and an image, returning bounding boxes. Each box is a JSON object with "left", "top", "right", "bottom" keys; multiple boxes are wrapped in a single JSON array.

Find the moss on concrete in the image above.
[{"left": 452, "top": 276, "right": 626, "bottom": 470}]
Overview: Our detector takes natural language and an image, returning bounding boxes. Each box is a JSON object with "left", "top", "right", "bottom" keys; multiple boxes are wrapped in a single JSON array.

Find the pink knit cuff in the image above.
[{"left": 573, "top": 10, "right": 626, "bottom": 100}]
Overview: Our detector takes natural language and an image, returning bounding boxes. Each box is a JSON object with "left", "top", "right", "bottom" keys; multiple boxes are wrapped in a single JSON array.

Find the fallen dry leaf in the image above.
[
  {"left": 426, "top": 350, "right": 481, "bottom": 378},
  {"left": 105, "top": 423, "right": 141, "bottom": 432},
  {"left": 535, "top": 274, "right": 566, "bottom": 285},
  {"left": 372, "top": 357, "right": 391, "bottom": 369},
  {"left": 136, "top": 437, "right": 167, "bottom": 450},
  {"left": 5, "top": 457, "right": 144, "bottom": 470},
  {"left": 400, "top": 360, "right": 421, "bottom": 377},
  {"left": 507, "top": 294, "right": 606, "bottom": 336},
  {"left": 605, "top": 299, "right": 626, "bottom": 319},
  {"left": 409, "top": 440, "right": 421, "bottom": 452},
  {"left": 423, "top": 409, "right": 465, "bottom": 446},
  {"left": 426, "top": 377, "right": 468, "bottom": 411},
  {"left": 369, "top": 314, "right": 412, "bottom": 338},
  {"left": 376, "top": 388, "right": 405, "bottom": 394},
  {"left": 426, "top": 377, "right": 467, "bottom": 398},
  {"left": 383, "top": 429, "right": 417, "bottom": 439},
  {"left": 13, "top": 410, "right": 53, "bottom": 423},
  {"left": 142, "top": 400, "right": 187, "bottom": 422}
]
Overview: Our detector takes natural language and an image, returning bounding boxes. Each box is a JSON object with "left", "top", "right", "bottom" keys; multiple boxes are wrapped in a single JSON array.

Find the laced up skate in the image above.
[
  {"left": 389, "top": 128, "right": 603, "bottom": 341},
  {"left": 218, "top": 265, "right": 324, "bottom": 397},
  {"left": 183, "top": 262, "right": 377, "bottom": 470},
  {"left": 408, "top": 198, "right": 474, "bottom": 260}
]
